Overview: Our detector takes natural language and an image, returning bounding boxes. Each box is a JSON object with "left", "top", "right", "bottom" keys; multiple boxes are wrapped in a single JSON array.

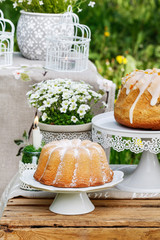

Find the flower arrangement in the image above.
[
  {"left": 27, "top": 78, "right": 103, "bottom": 125},
  {"left": 12, "top": 0, "right": 95, "bottom": 13}
]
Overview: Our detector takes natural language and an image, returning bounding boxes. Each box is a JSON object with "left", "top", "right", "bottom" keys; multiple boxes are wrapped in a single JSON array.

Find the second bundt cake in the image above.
[
  {"left": 114, "top": 68, "right": 160, "bottom": 129},
  {"left": 34, "top": 139, "right": 113, "bottom": 188}
]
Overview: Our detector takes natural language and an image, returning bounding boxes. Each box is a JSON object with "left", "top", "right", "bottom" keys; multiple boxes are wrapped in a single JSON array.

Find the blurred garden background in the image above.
[{"left": 1, "top": 0, "right": 160, "bottom": 164}]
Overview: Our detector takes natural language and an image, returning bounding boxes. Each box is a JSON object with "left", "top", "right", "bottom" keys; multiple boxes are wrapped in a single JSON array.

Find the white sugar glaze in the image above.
[
  {"left": 121, "top": 68, "right": 160, "bottom": 124},
  {"left": 38, "top": 139, "right": 111, "bottom": 187}
]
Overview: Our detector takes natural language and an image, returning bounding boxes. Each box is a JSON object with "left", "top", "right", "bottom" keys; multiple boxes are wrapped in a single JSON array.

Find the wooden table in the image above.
[{"left": 0, "top": 197, "right": 160, "bottom": 239}]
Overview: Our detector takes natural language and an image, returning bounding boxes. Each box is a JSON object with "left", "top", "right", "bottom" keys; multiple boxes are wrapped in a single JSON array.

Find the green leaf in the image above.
[
  {"left": 23, "top": 130, "right": 28, "bottom": 140},
  {"left": 14, "top": 139, "right": 24, "bottom": 146},
  {"left": 20, "top": 73, "right": 30, "bottom": 82}
]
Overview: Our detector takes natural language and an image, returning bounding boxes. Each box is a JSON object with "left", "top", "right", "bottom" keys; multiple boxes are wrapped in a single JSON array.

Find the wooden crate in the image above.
[{"left": 0, "top": 197, "right": 160, "bottom": 239}]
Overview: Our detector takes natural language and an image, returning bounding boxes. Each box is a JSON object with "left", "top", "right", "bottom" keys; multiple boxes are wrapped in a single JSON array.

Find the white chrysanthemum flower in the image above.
[
  {"left": 70, "top": 96, "right": 77, "bottom": 104},
  {"left": 50, "top": 97, "right": 58, "bottom": 104},
  {"left": 63, "top": 92, "right": 71, "bottom": 100},
  {"left": 78, "top": 89, "right": 88, "bottom": 95},
  {"left": 71, "top": 116, "right": 78, "bottom": 123},
  {"left": 77, "top": 108, "right": 86, "bottom": 116},
  {"left": 42, "top": 113, "right": 47, "bottom": 121},
  {"left": 43, "top": 100, "right": 51, "bottom": 107},
  {"left": 38, "top": 105, "right": 46, "bottom": 112},
  {"left": 60, "top": 106, "right": 67, "bottom": 113},
  {"left": 86, "top": 95, "right": 92, "bottom": 100},
  {"left": 69, "top": 103, "right": 77, "bottom": 111},
  {"left": 39, "top": 96, "right": 45, "bottom": 100},
  {"left": 77, "top": 95, "right": 87, "bottom": 102},
  {"left": 79, "top": 104, "right": 90, "bottom": 111},
  {"left": 30, "top": 93, "right": 39, "bottom": 99},
  {"left": 62, "top": 100, "right": 69, "bottom": 107}
]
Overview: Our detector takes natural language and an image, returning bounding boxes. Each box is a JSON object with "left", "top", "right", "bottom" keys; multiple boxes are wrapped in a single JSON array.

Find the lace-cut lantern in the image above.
[
  {"left": 45, "top": 7, "right": 91, "bottom": 72},
  {"left": 0, "top": 10, "right": 15, "bottom": 66}
]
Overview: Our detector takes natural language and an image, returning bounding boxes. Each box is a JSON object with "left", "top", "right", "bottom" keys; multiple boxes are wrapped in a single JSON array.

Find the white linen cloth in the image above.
[{"left": 1, "top": 164, "right": 160, "bottom": 218}]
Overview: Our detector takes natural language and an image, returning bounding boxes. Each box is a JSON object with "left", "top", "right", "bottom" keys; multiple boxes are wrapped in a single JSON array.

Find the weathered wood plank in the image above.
[
  {"left": 1, "top": 228, "right": 160, "bottom": 240},
  {"left": 1, "top": 207, "right": 160, "bottom": 227},
  {"left": 1, "top": 198, "right": 160, "bottom": 229},
  {"left": 7, "top": 197, "right": 160, "bottom": 208}
]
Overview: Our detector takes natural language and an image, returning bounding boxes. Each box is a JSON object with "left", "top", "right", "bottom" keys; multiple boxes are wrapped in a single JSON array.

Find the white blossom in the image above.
[
  {"left": 102, "top": 101, "right": 108, "bottom": 108},
  {"left": 62, "top": 100, "right": 69, "bottom": 107},
  {"left": 38, "top": 105, "right": 46, "bottom": 112},
  {"left": 12, "top": 70, "right": 23, "bottom": 79},
  {"left": 39, "top": 0, "right": 44, "bottom": 5},
  {"left": 77, "top": 107, "right": 86, "bottom": 116},
  {"left": 88, "top": 1, "right": 95, "bottom": 7},
  {"left": 60, "top": 106, "right": 67, "bottom": 113},
  {"left": 79, "top": 104, "right": 90, "bottom": 111},
  {"left": 30, "top": 93, "right": 40, "bottom": 99},
  {"left": 78, "top": 8, "right": 82, "bottom": 13},
  {"left": 42, "top": 113, "right": 47, "bottom": 121},
  {"left": 13, "top": 2, "right": 18, "bottom": 8},
  {"left": 69, "top": 103, "right": 77, "bottom": 111},
  {"left": 27, "top": 78, "right": 103, "bottom": 125},
  {"left": 43, "top": 100, "right": 51, "bottom": 107},
  {"left": 71, "top": 116, "right": 78, "bottom": 123}
]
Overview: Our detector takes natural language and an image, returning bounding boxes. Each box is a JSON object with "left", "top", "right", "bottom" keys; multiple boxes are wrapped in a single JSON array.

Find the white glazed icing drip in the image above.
[
  {"left": 70, "top": 149, "right": 79, "bottom": 187},
  {"left": 52, "top": 147, "right": 68, "bottom": 184},
  {"left": 39, "top": 146, "right": 60, "bottom": 181},
  {"left": 148, "top": 75, "right": 160, "bottom": 106},
  {"left": 129, "top": 73, "right": 154, "bottom": 124},
  {"left": 91, "top": 145, "right": 107, "bottom": 183},
  {"left": 121, "top": 69, "right": 160, "bottom": 124}
]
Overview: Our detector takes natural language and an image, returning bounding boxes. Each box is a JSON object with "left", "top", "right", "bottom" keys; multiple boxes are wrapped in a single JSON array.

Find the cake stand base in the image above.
[
  {"left": 117, "top": 151, "right": 160, "bottom": 193},
  {"left": 49, "top": 192, "right": 95, "bottom": 215}
]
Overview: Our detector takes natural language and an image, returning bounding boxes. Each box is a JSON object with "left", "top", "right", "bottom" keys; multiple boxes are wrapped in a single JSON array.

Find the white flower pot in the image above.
[
  {"left": 39, "top": 122, "right": 92, "bottom": 143},
  {"left": 16, "top": 11, "right": 63, "bottom": 60}
]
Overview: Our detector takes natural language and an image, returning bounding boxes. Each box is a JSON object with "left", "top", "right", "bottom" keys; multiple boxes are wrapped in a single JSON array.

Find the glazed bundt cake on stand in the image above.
[
  {"left": 113, "top": 68, "right": 160, "bottom": 192},
  {"left": 20, "top": 139, "right": 124, "bottom": 215},
  {"left": 114, "top": 68, "right": 160, "bottom": 130},
  {"left": 34, "top": 139, "right": 114, "bottom": 188}
]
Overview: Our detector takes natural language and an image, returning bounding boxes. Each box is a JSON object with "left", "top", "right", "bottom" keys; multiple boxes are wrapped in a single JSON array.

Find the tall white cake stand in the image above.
[
  {"left": 20, "top": 169, "right": 123, "bottom": 215},
  {"left": 92, "top": 111, "right": 160, "bottom": 193}
]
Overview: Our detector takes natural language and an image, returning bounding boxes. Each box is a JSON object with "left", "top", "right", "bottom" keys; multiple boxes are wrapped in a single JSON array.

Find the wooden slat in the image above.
[
  {"left": 7, "top": 197, "right": 160, "bottom": 207},
  {"left": 1, "top": 228, "right": 160, "bottom": 240},
  {"left": 1, "top": 198, "right": 160, "bottom": 228}
]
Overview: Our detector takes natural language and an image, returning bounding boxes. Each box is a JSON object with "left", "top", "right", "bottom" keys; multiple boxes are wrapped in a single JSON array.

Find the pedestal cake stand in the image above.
[
  {"left": 20, "top": 169, "right": 123, "bottom": 215},
  {"left": 92, "top": 111, "right": 160, "bottom": 193}
]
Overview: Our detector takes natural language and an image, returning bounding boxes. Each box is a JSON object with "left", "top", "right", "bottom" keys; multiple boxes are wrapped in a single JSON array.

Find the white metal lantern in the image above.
[
  {"left": 0, "top": 10, "right": 15, "bottom": 66},
  {"left": 45, "top": 7, "right": 91, "bottom": 72}
]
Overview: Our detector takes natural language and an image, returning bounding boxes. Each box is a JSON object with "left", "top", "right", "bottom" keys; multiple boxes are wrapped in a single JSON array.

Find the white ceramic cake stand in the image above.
[
  {"left": 92, "top": 111, "right": 160, "bottom": 193},
  {"left": 20, "top": 170, "right": 123, "bottom": 215}
]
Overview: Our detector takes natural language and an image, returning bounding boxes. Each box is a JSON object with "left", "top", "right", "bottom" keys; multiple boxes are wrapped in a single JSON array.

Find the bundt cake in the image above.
[
  {"left": 114, "top": 68, "right": 160, "bottom": 129},
  {"left": 34, "top": 139, "right": 113, "bottom": 188}
]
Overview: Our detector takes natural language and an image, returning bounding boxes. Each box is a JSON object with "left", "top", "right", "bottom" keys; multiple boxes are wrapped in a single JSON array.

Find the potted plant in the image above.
[
  {"left": 27, "top": 78, "right": 103, "bottom": 142},
  {"left": 12, "top": 0, "right": 95, "bottom": 60}
]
